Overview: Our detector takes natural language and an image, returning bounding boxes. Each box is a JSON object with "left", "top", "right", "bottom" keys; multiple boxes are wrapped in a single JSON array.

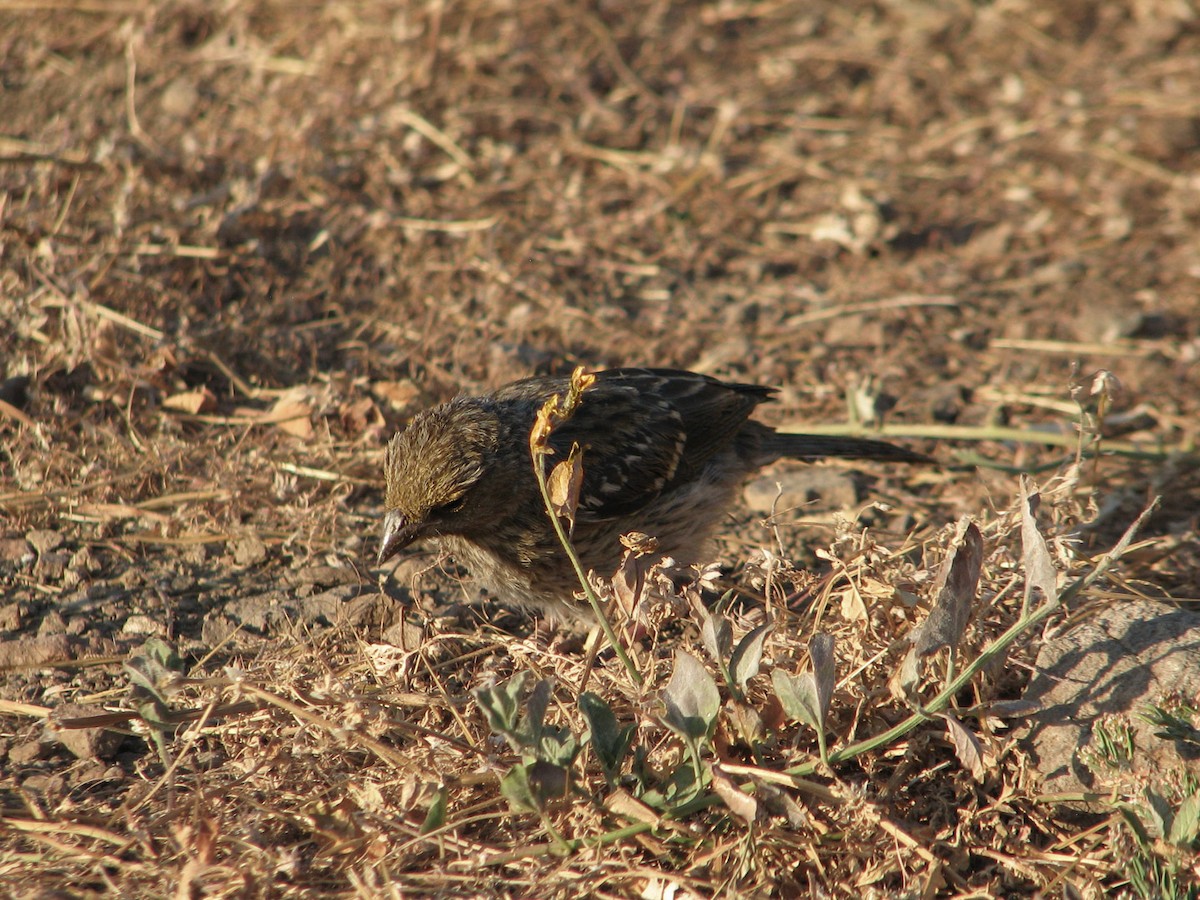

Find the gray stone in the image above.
[
  {"left": 742, "top": 467, "right": 859, "bottom": 515},
  {"left": 1020, "top": 600, "right": 1200, "bottom": 803}
]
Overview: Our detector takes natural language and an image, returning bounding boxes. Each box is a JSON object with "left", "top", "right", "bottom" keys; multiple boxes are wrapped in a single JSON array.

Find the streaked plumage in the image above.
[{"left": 379, "top": 368, "right": 925, "bottom": 622}]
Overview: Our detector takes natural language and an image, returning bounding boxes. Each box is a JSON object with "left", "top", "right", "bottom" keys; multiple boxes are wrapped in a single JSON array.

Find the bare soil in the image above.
[{"left": 2, "top": 1, "right": 1199, "bottom": 896}]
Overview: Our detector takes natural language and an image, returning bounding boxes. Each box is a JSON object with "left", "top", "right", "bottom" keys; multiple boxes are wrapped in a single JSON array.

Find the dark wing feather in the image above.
[
  {"left": 493, "top": 368, "right": 773, "bottom": 521},
  {"left": 600, "top": 369, "right": 772, "bottom": 484},
  {"left": 548, "top": 380, "right": 685, "bottom": 520}
]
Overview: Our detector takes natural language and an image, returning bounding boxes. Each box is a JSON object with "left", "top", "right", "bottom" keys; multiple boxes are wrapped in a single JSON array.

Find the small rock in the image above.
[
  {"left": 0, "top": 601, "right": 24, "bottom": 632},
  {"left": 743, "top": 468, "right": 859, "bottom": 514},
  {"left": 922, "top": 382, "right": 970, "bottom": 425},
  {"left": 70, "top": 760, "right": 112, "bottom": 787},
  {"left": 0, "top": 537, "right": 34, "bottom": 567},
  {"left": 119, "top": 567, "right": 146, "bottom": 588},
  {"left": 26, "top": 530, "right": 64, "bottom": 554},
  {"left": 122, "top": 615, "right": 167, "bottom": 637},
  {"left": 201, "top": 612, "right": 238, "bottom": 647},
  {"left": 1020, "top": 600, "right": 1200, "bottom": 805},
  {"left": 223, "top": 591, "right": 287, "bottom": 632},
  {"left": 182, "top": 542, "right": 211, "bottom": 566},
  {"left": 21, "top": 773, "right": 66, "bottom": 796},
  {"left": 299, "top": 584, "right": 362, "bottom": 626},
  {"left": 68, "top": 546, "right": 97, "bottom": 573},
  {"left": 159, "top": 76, "right": 200, "bottom": 118},
  {"left": 286, "top": 565, "right": 357, "bottom": 588},
  {"left": 37, "top": 610, "right": 68, "bottom": 637},
  {"left": 34, "top": 551, "right": 70, "bottom": 581},
  {"left": 823, "top": 313, "right": 884, "bottom": 347},
  {"left": 336, "top": 591, "right": 401, "bottom": 631},
  {"left": 0, "top": 634, "right": 72, "bottom": 667},
  {"left": 46, "top": 704, "right": 124, "bottom": 761},
  {"left": 233, "top": 536, "right": 268, "bottom": 566},
  {"left": 381, "top": 615, "right": 426, "bottom": 651},
  {"left": 8, "top": 738, "right": 51, "bottom": 765}
]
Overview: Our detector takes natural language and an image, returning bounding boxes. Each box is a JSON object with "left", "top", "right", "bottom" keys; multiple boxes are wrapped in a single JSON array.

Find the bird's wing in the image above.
[
  {"left": 503, "top": 369, "right": 773, "bottom": 521},
  {"left": 605, "top": 369, "right": 773, "bottom": 479}
]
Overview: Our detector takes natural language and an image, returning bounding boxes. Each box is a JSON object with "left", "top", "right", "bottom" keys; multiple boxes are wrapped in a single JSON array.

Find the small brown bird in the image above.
[{"left": 378, "top": 367, "right": 925, "bottom": 622}]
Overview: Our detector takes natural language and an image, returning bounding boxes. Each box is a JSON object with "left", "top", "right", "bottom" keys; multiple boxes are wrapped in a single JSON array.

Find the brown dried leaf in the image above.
[
  {"left": 612, "top": 550, "right": 643, "bottom": 618},
  {"left": 163, "top": 387, "right": 217, "bottom": 415},
  {"left": 547, "top": 442, "right": 584, "bottom": 532},
  {"left": 74, "top": 503, "right": 170, "bottom": 523},
  {"left": 1020, "top": 476, "right": 1058, "bottom": 610},
  {"left": 605, "top": 789, "right": 661, "bottom": 826},
  {"left": 563, "top": 366, "right": 596, "bottom": 414},
  {"left": 371, "top": 379, "right": 421, "bottom": 412},
  {"left": 271, "top": 395, "right": 314, "bottom": 438},
  {"left": 620, "top": 531, "right": 659, "bottom": 554},
  {"left": 710, "top": 763, "right": 759, "bottom": 825},
  {"left": 944, "top": 712, "right": 987, "bottom": 782},
  {"left": 724, "top": 698, "right": 765, "bottom": 747},
  {"left": 911, "top": 516, "right": 983, "bottom": 657},
  {"left": 529, "top": 397, "right": 557, "bottom": 453},
  {"left": 339, "top": 396, "right": 384, "bottom": 439}
]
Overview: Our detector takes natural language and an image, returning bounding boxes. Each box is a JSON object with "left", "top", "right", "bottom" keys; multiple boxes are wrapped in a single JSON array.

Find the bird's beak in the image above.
[{"left": 378, "top": 510, "right": 419, "bottom": 566}]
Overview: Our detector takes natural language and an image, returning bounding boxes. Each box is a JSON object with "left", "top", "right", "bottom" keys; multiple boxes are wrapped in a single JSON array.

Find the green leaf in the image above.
[
  {"left": 419, "top": 787, "right": 447, "bottom": 835},
  {"left": 662, "top": 650, "right": 720, "bottom": 742},
  {"left": 771, "top": 668, "right": 823, "bottom": 732},
  {"left": 537, "top": 724, "right": 579, "bottom": 768},
  {"left": 124, "top": 639, "right": 187, "bottom": 766},
  {"left": 1142, "top": 788, "right": 1172, "bottom": 839},
  {"left": 500, "top": 763, "right": 539, "bottom": 813},
  {"left": 124, "top": 638, "right": 185, "bottom": 704},
  {"left": 473, "top": 670, "right": 530, "bottom": 751},
  {"left": 663, "top": 753, "right": 707, "bottom": 805},
  {"left": 808, "top": 633, "right": 835, "bottom": 719},
  {"left": 580, "top": 691, "right": 635, "bottom": 776},
  {"left": 700, "top": 611, "right": 732, "bottom": 663},
  {"left": 729, "top": 621, "right": 772, "bottom": 689},
  {"left": 1168, "top": 792, "right": 1200, "bottom": 848},
  {"left": 524, "top": 677, "right": 553, "bottom": 744}
]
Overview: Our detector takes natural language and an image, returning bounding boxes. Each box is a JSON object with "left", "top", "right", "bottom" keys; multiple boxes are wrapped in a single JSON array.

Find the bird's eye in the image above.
[{"left": 430, "top": 497, "right": 467, "bottom": 517}]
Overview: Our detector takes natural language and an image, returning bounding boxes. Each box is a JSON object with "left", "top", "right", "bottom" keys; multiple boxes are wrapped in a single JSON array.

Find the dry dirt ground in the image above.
[{"left": 2, "top": 1, "right": 1199, "bottom": 897}]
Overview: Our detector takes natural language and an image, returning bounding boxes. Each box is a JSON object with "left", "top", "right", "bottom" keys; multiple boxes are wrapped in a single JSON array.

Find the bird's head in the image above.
[{"left": 377, "top": 399, "right": 507, "bottom": 565}]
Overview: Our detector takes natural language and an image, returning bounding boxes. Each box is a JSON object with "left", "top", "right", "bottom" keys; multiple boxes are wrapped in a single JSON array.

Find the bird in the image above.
[{"left": 378, "top": 367, "right": 926, "bottom": 623}]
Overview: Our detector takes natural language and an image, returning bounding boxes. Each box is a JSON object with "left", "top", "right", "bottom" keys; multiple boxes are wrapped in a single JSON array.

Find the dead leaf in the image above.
[
  {"left": 271, "top": 396, "right": 313, "bottom": 439},
  {"left": 710, "top": 763, "right": 759, "bottom": 825},
  {"left": 620, "top": 531, "right": 659, "bottom": 554},
  {"left": 1020, "top": 477, "right": 1058, "bottom": 611},
  {"left": 163, "top": 388, "right": 217, "bottom": 415},
  {"left": 547, "top": 442, "right": 584, "bottom": 532},
  {"left": 73, "top": 503, "right": 171, "bottom": 523},
  {"left": 529, "top": 396, "right": 558, "bottom": 453},
  {"left": 612, "top": 550, "right": 643, "bottom": 618},
  {"left": 944, "top": 712, "right": 987, "bottom": 782},
  {"left": 894, "top": 518, "right": 983, "bottom": 700},
  {"left": 371, "top": 379, "right": 421, "bottom": 412},
  {"left": 605, "top": 789, "right": 661, "bottom": 826},
  {"left": 339, "top": 396, "right": 384, "bottom": 438},
  {"left": 911, "top": 516, "right": 983, "bottom": 657}
]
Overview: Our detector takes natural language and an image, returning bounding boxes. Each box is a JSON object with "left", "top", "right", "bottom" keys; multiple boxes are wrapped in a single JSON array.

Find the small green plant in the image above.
[
  {"left": 1117, "top": 786, "right": 1200, "bottom": 900},
  {"left": 472, "top": 672, "right": 580, "bottom": 814},
  {"left": 1081, "top": 714, "right": 1137, "bottom": 772}
]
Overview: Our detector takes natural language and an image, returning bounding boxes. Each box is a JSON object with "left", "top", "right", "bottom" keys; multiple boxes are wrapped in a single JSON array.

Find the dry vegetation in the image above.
[{"left": 2, "top": 0, "right": 1200, "bottom": 896}]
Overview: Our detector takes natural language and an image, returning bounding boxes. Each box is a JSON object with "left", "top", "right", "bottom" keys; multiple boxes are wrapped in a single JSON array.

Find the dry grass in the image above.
[{"left": 3, "top": 0, "right": 1200, "bottom": 896}]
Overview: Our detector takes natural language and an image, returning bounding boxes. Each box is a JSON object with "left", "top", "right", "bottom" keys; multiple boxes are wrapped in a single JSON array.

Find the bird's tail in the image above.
[{"left": 763, "top": 431, "right": 931, "bottom": 464}]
